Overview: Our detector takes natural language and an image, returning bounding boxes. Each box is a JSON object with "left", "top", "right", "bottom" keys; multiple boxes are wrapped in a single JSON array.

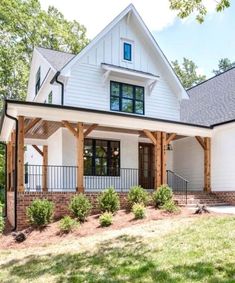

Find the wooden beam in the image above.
[
  {"left": 77, "top": 122, "right": 84, "bottom": 193},
  {"left": 25, "top": 118, "right": 42, "bottom": 134},
  {"left": 166, "top": 133, "right": 176, "bottom": 145},
  {"left": 32, "top": 145, "right": 43, "bottom": 156},
  {"left": 11, "top": 131, "right": 15, "bottom": 191},
  {"left": 17, "top": 116, "right": 25, "bottom": 192},
  {"left": 161, "top": 132, "right": 167, "bottom": 184},
  {"left": 195, "top": 136, "right": 206, "bottom": 150},
  {"left": 7, "top": 142, "right": 11, "bottom": 191},
  {"left": 143, "top": 129, "right": 157, "bottom": 145},
  {"left": 204, "top": 137, "right": 211, "bottom": 192},
  {"left": 62, "top": 120, "right": 78, "bottom": 137},
  {"left": 84, "top": 124, "right": 98, "bottom": 138},
  {"left": 154, "top": 131, "right": 162, "bottom": 189},
  {"left": 42, "top": 145, "right": 48, "bottom": 192}
]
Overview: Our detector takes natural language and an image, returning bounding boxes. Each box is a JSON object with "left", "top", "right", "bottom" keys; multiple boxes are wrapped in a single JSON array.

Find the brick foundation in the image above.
[
  {"left": 10, "top": 192, "right": 129, "bottom": 230},
  {"left": 213, "top": 191, "right": 235, "bottom": 205}
]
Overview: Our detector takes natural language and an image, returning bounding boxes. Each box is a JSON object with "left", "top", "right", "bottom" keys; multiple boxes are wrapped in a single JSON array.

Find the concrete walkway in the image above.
[{"left": 208, "top": 206, "right": 235, "bottom": 214}]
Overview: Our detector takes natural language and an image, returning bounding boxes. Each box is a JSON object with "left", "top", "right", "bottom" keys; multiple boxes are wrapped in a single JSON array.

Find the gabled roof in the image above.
[
  {"left": 181, "top": 67, "right": 235, "bottom": 126},
  {"left": 36, "top": 47, "right": 75, "bottom": 71},
  {"left": 59, "top": 4, "right": 188, "bottom": 100}
]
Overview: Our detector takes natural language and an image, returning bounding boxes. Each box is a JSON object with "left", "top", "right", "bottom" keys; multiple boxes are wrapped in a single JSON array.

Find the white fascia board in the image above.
[{"left": 3, "top": 102, "right": 212, "bottom": 139}]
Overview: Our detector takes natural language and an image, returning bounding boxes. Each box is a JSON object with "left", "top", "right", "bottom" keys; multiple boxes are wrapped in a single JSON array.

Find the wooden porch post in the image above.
[
  {"left": 154, "top": 131, "right": 162, "bottom": 189},
  {"left": 17, "top": 116, "right": 25, "bottom": 192},
  {"left": 11, "top": 131, "right": 15, "bottom": 191},
  {"left": 204, "top": 137, "right": 211, "bottom": 192},
  {"left": 161, "top": 132, "right": 167, "bottom": 184},
  {"left": 77, "top": 122, "right": 84, "bottom": 193},
  {"left": 42, "top": 145, "right": 48, "bottom": 192}
]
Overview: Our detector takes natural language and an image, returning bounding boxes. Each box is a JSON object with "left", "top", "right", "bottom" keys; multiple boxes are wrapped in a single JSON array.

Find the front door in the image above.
[{"left": 139, "top": 143, "right": 154, "bottom": 189}]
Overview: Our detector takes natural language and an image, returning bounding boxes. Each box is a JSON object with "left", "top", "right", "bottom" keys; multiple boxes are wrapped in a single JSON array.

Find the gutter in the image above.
[
  {"left": 0, "top": 142, "right": 7, "bottom": 218},
  {"left": 50, "top": 71, "right": 64, "bottom": 105},
  {"left": 4, "top": 101, "right": 18, "bottom": 231}
]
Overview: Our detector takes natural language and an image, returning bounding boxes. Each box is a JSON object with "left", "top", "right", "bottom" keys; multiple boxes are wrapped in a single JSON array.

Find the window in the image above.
[
  {"left": 123, "top": 42, "right": 132, "bottom": 61},
  {"left": 84, "top": 139, "right": 120, "bottom": 176},
  {"left": 48, "top": 91, "right": 53, "bottom": 104},
  {"left": 35, "top": 67, "right": 41, "bottom": 95},
  {"left": 110, "top": 81, "right": 144, "bottom": 115}
]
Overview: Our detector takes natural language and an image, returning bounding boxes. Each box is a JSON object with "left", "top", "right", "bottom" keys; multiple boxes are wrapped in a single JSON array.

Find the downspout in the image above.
[
  {"left": 0, "top": 142, "right": 7, "bottom": 217},
  {"left": 4, "top": 101, "right": 18, "bottom": 231},
  {"left": 51, "top": 71, "right": 64, "bottom": 106}
]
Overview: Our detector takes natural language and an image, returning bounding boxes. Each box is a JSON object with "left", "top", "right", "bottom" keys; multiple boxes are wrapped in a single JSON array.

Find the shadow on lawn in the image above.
[{"left": 2, "top": 234, "right": 235, "bottom": 283}]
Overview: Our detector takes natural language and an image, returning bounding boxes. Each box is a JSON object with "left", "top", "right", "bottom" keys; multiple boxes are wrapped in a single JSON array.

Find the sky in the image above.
[{"left": 39, "top": 0, "right": 235, "bottom": 78}]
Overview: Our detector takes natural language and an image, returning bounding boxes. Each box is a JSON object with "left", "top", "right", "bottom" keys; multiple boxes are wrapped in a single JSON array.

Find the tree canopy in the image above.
[
  {"left": 169, "top": 0, "right": 230, "bottom": 23},
  {"left": 213, "top": 58, "right": 235, "bottom": 75},
  {"left": 0, "top": 0, "right": 89, "bottom": 104},
  {"left": 172, "top": 58, "right": 206, "bottom": 89}
]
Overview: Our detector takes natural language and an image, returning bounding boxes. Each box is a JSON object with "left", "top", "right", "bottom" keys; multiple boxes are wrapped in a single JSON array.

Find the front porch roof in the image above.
[{"left": 0, "top": 100, "right": 213, "bottom": 142}]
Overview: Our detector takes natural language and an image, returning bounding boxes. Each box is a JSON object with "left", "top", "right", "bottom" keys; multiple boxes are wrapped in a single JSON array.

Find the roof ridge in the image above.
[{"left": 36, "top": 46, "right": 76, "bottom": 56}]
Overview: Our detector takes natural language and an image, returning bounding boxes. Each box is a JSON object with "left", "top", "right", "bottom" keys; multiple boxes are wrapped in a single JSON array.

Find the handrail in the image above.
[
  {"left": 167, "top": 170, "right": 189, "bottom": 183},
  {"left": 167, "top": 170, "right": 188, "bottom": 205}
]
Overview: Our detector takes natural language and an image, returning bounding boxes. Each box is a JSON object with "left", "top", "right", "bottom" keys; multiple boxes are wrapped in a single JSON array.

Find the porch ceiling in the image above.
[{"left": 0, "top": 100, "right": 213, "bottom": 142}]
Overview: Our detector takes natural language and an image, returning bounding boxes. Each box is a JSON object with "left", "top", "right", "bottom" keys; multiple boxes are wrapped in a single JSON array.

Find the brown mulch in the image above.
[{"left": 0, "top": 206, "right": 219, "bottom": 250}]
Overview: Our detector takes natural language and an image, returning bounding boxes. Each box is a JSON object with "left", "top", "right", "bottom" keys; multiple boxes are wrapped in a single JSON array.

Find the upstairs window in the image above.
[
  {"left": 35, "top": 67, "right": 41, "bottom": 95},
  {"left": 123, "top": 42, "right": 132, "bottom": 61},
  {"left": 110, "top": 81, "right": 144, "bottom": 115},
  {"left": 48, "top": 91, "right": 53, "bottom": 104}
]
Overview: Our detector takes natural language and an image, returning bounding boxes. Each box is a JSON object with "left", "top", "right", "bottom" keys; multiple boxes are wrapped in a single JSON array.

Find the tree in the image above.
[
  {"left": 169, "top": 0, "right": 230, "bottom": 23},
  {"left": 172, "top": 58, "right": 206, "bottom": 89},
  {"left": 213, "top": 58, "right": 235, "bottom": 75},
  {"left": 0, "top": 0, "right": 89, "bottom": 105}
]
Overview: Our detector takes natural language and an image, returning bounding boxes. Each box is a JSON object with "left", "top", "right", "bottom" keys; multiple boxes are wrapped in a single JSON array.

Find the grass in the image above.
[{"left": 1, "top": 215, "right": 235, "bottom": 282}]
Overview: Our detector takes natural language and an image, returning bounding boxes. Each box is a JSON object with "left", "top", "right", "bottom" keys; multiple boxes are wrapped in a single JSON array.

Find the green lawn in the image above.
[{"left": 1, "top": 216, "right": 235, "bottom": 282}]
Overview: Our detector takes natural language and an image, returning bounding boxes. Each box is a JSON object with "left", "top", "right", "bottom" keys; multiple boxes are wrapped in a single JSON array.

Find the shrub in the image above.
[
  {"left": 98, "top": 187, "right": 120, "bottom": 213},
  {"left": 59, "top": 216, "right": 78, "bottom": 233},
  {"left": 161, "top": 200, "right": 180, "bottom": 213},
  {"left": 99, "top": 212, "right": 113, "bottom": 227},
  {"left": 0, "top": 204, "right": 4, "bottom": 234},
  {"left": 132, "top": 203, "right": 146, "bottom": 219},
  {"left": 69, "top": 194, "right": 92, "bottom": 222},
  {"left": 127, "top": 186, "right": 149, "bottom": 208},
  {"left": 26, "top": 199, "right": 54, "bottom": 227},
  {"left": 153, "top": 185, "right": 173, "bottom": 208}
]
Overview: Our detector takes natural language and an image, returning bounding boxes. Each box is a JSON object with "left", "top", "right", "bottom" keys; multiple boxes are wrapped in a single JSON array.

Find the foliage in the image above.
[
  {"left": 127, "top": 186, "right": 149, "bottom": 208},
  {"left": 0, "top": 203, "right": 4, "bottom": 234},
  {"left": 69, "top": 194, "right": 92, "bottom": 222},
  {"left": 169, "top": 0, "right": 230, "bottom": 23},
  {"left": 98, "top": 187, "right": 120, "bottom": 214},
  {"left": 132, "top": 203, "right": 146, "bottom": 219},
  {"left": 59, "top": 216, "right": 78, "bottom": 233},
  {"left": 0, "top": 0, "right": 89, "bottom": 106},
  {"left": 161, "top": 200, "right": 180, "bottom": 213},
  {"left": 153, "top": 185, "right": 173, "bottom": 208},
  {"left": 213, "top": 58, "right": 235, "bottom": 75},
  {"left": 99, "top": 212, "right": 113, "bottom": 227},
  {"left": 172, "top": 58, "right": 206, "bottom": 89},
  {"left": 26, "top": 199, "right": 54, "bottom": 227}
]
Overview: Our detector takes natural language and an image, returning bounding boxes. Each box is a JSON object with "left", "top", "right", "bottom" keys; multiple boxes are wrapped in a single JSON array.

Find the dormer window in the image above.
[
  {"left": 123, "top": 42, "right": 132, "bottom": 61},
  {"left": 35, "top": 67, "right": 41, "bottom": 95}
]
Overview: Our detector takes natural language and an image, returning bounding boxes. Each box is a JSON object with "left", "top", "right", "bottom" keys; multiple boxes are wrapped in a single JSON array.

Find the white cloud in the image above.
[{"left": 39, "top": 0, "right": 177, "bottom": 38}]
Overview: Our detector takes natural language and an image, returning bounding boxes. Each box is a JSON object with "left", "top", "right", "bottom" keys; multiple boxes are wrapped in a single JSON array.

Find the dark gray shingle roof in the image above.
[
  {"left": 181, "top": 67, "right": 235, "bottom": 126},
  {"left": 36, "top": 47, "right": 75, "bottom": 71}
]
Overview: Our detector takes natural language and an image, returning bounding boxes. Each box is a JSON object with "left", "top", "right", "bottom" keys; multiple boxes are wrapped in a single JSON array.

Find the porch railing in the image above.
[{"left": 167, "top": 170, "right": 188, "bottom": 204}]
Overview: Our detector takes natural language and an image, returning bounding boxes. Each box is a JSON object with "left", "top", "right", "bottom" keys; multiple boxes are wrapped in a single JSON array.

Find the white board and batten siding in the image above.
[{"left": 64, "top": 16, "right": 180, "bottom": 121}]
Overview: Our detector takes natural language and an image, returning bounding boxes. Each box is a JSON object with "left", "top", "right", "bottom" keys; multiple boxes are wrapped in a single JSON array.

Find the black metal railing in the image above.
[{"left": 167, "top": 170, "right": 188, "bottom": 204}]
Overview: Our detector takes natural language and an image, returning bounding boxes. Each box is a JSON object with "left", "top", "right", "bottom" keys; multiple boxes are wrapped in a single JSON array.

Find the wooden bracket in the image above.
[
  {"left": 32, "top": 145, "right": 43, "bottom": 156},
  {"left": 62, "top": 120, "right": 78, "bottom": 137},
  {"left": 166, "top": 133, "right": 176, "bottom": 145},
  {"left": 143, "top": 129, "right": 157, "bottom": 145},
  {"left": 195, "top": 136, "right": 206, "bottom": 150},
  {"left": 84, "top": 124, "right": 98, "bottom": 138}
]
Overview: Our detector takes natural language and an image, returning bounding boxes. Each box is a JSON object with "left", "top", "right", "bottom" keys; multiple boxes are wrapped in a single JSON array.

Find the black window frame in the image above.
[
  {"left": 110, "top": 81, "right": 145, "bottom": 115},
  {"left": 84, "top": 138, "right": 120, "bottom": 176},
  {"left": 35, "top": 67, "right": 41, "bottom": 95},
  {"left": 123, "top": 42, "right": 132, "bottom": 61}
]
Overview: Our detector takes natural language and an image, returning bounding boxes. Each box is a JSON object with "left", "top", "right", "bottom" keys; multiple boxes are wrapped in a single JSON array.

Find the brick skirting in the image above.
[{"left": 7, "top": 191, "right": 129, "bottom": 230}]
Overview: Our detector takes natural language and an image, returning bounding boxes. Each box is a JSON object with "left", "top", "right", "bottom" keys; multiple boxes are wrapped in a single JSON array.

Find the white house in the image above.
[{"left": 1, "top": 4, "right": 234, "bottom": 229}]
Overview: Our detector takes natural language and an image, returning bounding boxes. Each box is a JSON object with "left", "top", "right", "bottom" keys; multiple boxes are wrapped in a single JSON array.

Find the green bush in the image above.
[
  {"left": 99, "top": 212, "right": 113, "bottom": 227},
  {"left": 59, "top": 216, "right": 78, "bottom": 233},
  {"left": 132, "top": 203, "right": 146, "bottom": 219},
  {"left": 69, "top": 194, "right": 92, "bottom": 222},
  {"left": 0, "top": 203, "right": 4, "bottom": 234},
  {"left": 98, "top": 187, "right": 120, "bottom": 213},
  {"left": 161, "top": 200, "right": 180, "bottom": 213},
  {"left": 127, "top": 186, "right": 149, "bottom": 208},
  {"left": 153, "top": 185, "right": 173, "bottom": 208},
  {"left": 26, "top": 199, "right": 54, "bottom": 227}
]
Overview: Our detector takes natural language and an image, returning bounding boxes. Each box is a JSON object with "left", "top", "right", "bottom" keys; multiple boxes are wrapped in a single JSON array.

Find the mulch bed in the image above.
[{"left": 0, "top": 206, "right": 219, "bottom": 250}]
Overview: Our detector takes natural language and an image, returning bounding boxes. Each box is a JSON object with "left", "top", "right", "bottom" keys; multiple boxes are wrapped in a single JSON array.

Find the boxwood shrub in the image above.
[
  {"left": 69, "top": 194, "right": 92, "bottom": 222},
  {"left": 98, "top": 187, "right": 120, "bottom": 213}
]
